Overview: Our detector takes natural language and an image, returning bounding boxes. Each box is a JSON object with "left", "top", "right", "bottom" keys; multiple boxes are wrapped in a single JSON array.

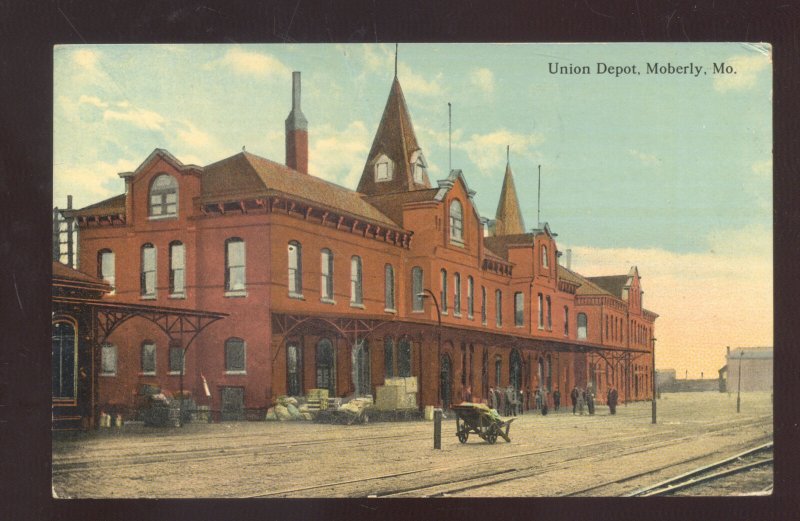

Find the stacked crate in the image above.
[
  {"left": 305, "top": 389, "right": 330, "bottom": 412},
  {"left": 375, "top": 377, "right": 418, "bottom": 410}
]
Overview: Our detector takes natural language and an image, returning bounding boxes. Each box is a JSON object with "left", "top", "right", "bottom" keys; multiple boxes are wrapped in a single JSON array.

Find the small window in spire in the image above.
[
  {"left": 410, "top": 150, "right": 426, "bottom": 184},
  {"left": 374, "top": 154, "right": 393, "bottom": 182}
]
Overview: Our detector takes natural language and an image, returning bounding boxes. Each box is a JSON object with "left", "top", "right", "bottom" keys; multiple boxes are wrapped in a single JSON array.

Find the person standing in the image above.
[
  {"left": 607, "top": 386, "right": 618, "bottom": 415},
  {"left": 586, "top": 386, "right": 595, "bottom": 415},
  {"left": 576, "top": 387, "right": 586, "bottom": 415},
  {"left": 571, "top": 386, "right": 579, "bottom": 414},
  {"left": 534, "top": 388, "right": 543, "bottom": 411},
  {"left": 553, "top": 388, "right": 561, "bottom": 412}
]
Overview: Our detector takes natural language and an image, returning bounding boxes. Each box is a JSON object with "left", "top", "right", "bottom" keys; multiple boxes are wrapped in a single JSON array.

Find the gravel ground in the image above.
[{"left": 52, "top": 391, "right": 773, "bottom": 498}]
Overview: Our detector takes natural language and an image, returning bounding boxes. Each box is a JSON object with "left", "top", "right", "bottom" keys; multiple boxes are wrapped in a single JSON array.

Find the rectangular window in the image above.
[
  {"left": 99, "top": 250, "right": 115, "bottom": 290},
  {"left": 537, "top": 293, "right": 544, "bottom": 329},
  {"left": 170, "top": 242, "right": 185, "bottom": 296},
  {"left": 376, "top": 162, "right": 389, "bottom": 181},
  {"left": 141, "top": 342, "right": 156, "bottom": 374},
  {"left": 495, "top": 289, "right": 502, "bottom": 327},
  {"left": 101, "top": 344, "right": 117, "bottom": 375},
  {"left": 440, "top": 270, "right": 448, "bottom": 313},
  {"left": 350, "top": 256, "right": 363, "bottom": 304},
  {"left": 226, "top": 239, "right": 246, "bottom": 292},
  {"left": 412, "top": 267, "right": 424, "bottom": 311},
  {"left": 564, "top": 306, "right": 569, "bottom": 336},
  {"left": 225, "top": 339, "right": 246, "bottom": 373},
  {"left": 454, "top": 273, "right": 461, "bottom": 315},
  {"left": 169, "top": 346, "right": 184, "bottom": 374},
  {"left": 467, "top": 276, "right": 474, "bottom": 318},
  {"left": 514, "top": 292, "right": 524, "bottom": 326},
  {"left": 546, "top": 296, "right": 552, "bottom": 330},
  {"left": 481, "top": 286, "right": 487, "bottom": 324},
  {"left": 385, "top": 265, "right": 395, "bottom": 310},
  {"left": 141, "top": 245, "right": 156, "bottom": 297},
  {"left": 321, "top": 249, "right": 333, "bottom": 300},
  {"left": 288, "top": 242, "right": 302, "bottom": 296}
]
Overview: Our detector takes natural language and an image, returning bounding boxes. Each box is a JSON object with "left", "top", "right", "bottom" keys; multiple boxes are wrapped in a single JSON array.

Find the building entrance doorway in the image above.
[
  {"left": 220, "top": 387, "right": 244, "bottom": 421},
  {"left": 352, "top": 340, "right": 370, "bottom": 396},
  {"left": 509, "top": 349, "right": 522, "bottom": 392}
]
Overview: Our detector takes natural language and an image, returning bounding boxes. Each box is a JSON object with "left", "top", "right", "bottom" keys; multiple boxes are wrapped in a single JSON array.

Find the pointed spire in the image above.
[
  {"left": 357, "top": 76, "right": 430, "bottom": 195},
  {"left": 494, "top": 150, "right": 525, "bottom": 235},
  {"left": 394, "top": 43, "right": 398, "bottom": 78}
]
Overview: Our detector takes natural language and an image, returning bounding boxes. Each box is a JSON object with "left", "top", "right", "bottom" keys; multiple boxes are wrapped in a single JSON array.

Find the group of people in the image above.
[{"left": 480, "top": 384, "right": 620, "bottom": 417}]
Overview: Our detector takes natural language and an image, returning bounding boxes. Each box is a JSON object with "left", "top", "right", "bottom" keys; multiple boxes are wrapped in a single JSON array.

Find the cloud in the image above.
[
  {"left": 204, "top": 48, "right": 291, "bottom": 79},
  {"left": 628, "top": 149, "right": 661, "bottom": 166},
  {"left": 565, "top": 224, "right": 772, "bottom": 378},
  {"left": 397, "top": 63, "right": 443, "bottom": 97},
  {"left": 78, "top": 95, "right": 109, "bottom": 109},
  {"left": 53, "top": 158, "right": 138, "bottom": 208},
  {"left": 470, "top": 68, "right": 494, "bottom": 94},
  {"left": 713, "top": 53, "right": 770, "bottom": 93},
  {"left": 308, "top": 121, "right": 370, "bottom": 188},
  {"left": 72, "top": 48, "right": 101, "bottom": 70},
  {"left": 456, "top": 130, "right": 545, "bottom": 176},
  {"left": 103, "top": 107, "right": 167, "bottom": 131}
]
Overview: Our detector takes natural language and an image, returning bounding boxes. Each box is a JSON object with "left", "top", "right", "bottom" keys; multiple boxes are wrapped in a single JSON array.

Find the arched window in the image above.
[
  {"left": 149, "top": 174, "right": 178, "bottom": 217},
  {"left": 352, "top": 340, "right": 370, "bottom": 396},
  {"left": 225, "top": 238, "right": 246, "bottom": 293},
  {"left": 287, "top": 343, "right": 302, "bottom": 396},
  {"left": 350, "top": 256, "right": 363, "bottom": 305},
  {"left": 288, "top": 241, "right": 302, "bottom": 296},
  {"left": 385, "top": 264, "right": 395, "bottom": 310},
  {"left": 449, "top": 200, "right": 464, "bottom": 243},
  {"left": 384, "top": 337, "right": 394, "bottom": 378},
  {"left": 225, "top": 338, "right": 246, "bottom": 373},
  {"left": 169, "top": 241, "right": 185, "bottom": 296},
  {"left": 97, "top": 249, "right": 115, "bottom": 291},
  {"left": 316, "top": 339, "right": 335, "bottom": 394},
  {"left": 577, "top": 312, "right": 588, "bottom": 340},
  {"left": 453, "top": 272, "right": 461, "bottom": 315},
  {"left": 541, "top": 245, "right": 549, "bottom": 268},
  {"left": 514, "top": 292, "right": 524, "bottom": 326},
  {"left": 52, "top": 320, "right": 77, "bottom": 399},
  {"left": 537, "top": 293, "right": 544, "bottom": 328},
  {"left": 411, "top": 266, "right": 423, "bottom": 311},
  {"left": 398, "top": 338, "right": 412, "bottom": 377},
  {"left": 141, "top": 341, "right": 156, "bottom": 375},
  {"left": 320, "top": 249, "right": 334, "bottom": 301},
  {"left": 467, "top": 276, "right": 474, "bottom": 318},
  {"left": 495, "top": 289, "right": 503, "bottom": 327},
  {"left": 140, "top": 243, "right": 156, "bottom": 297},
  {"left": 440, "top": 269, "right": 448, "bottom": 313},
  {"left": 564, "top": 306, "right": 569, "bottom": 335},
  {"left": 546, "top": 354, "right": 553, "bottom": 392}
]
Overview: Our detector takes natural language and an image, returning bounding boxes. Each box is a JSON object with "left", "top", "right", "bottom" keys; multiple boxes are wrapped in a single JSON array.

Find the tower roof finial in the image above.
[
  {"left": 507, "top": 144, "right": 510, "bottom": 164},
  {"left": 394, "top": 43, "right": 398, "bottom": 78}
]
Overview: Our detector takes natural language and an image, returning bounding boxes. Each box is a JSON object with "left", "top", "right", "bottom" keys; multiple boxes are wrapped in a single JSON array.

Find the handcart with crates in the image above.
[{"left": 452, "top": 403, "right": 515, "bottom": 444}]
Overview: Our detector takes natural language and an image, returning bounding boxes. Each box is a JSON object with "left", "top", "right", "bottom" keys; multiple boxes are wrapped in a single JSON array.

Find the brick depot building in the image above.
[{"left": 67, "top": 72, "right": 657, "bottom": 419}]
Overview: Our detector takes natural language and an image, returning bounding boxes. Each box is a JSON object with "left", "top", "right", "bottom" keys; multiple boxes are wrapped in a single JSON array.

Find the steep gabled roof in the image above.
[
  {"left": 586, "top": 275, "right": 630, "bottom": 299},
  {"left": 557, "top": 265, "right": 615, "bottom": 297},
  {"left": 483, "top": 233, "right": 536, "bottom": 259},
  {"left": 363, "top": 188, "right": 439, "bottom": 226},
  {"left": 356, "top": 77, "right": 431, "bottom": 195},
  {"left": 202, "top": 151, "right": 398, "bottom": 228},
  {"left": 71, "top": 194, "right": 126, "bottom": 218},
  {"left": 494, "top": 162, "right": 525, "bottom": 235}
]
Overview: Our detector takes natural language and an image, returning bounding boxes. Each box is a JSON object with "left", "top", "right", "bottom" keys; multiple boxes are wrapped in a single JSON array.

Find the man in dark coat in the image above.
[
  {"left": 553, "top": 389, "right": 561, "bottom": 412},
  {"left": 586, "top": 387, "right": 595, "bottom": 415},
  {"left": 570, "top": 386, "right": 579, "bottom": 414},
  {"left": 607, "top": 386, "right": 618, "bottom": 415}
]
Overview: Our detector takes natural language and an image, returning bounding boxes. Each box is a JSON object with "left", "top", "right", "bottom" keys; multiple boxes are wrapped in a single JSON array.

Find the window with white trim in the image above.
[
  {"left": 467, "top": 276, "right": 474, "bottom": 318},
  {"left": 514, "top": 292, "right": 524, "bottom": 327},
  {"left": 577, "top": 313, "right": 588, "bottom": 340},
  {"left": 453, "top": 272, "right": 461, "bottom": 315},
  {"left": 149, "top": 174, "right": 178, "bottom": 217},
  {"left": 97, "top": 249, "right": 115, "bottom": 291},
  {"left": 101, "top": 344, "right": 117, "bottom": 376},
  {"left": 412, "top": 266, "right": 424, "bottom": 311},
  {"left": 351, "top": 256, "right": 363, "bottom": 305},
  {"left": 449, "top": 200, "right": 464, "bottom": 243},
  {"left": 140, "top": 243, "right": 156, "bottom": 297},
  {"left": 374, "top": 154, "right": 393, "bottom": 182},
  {"left": 288, "top": 241, "right": 302, "bottom": 296},
  {"left": 321, "top": 248, "right": 334, "bottom": 301},
  {"left": 141, "top": 341, "right": 156, "bottom": 375},
  {"left": 385, "top": 264, "right": 395, "bottom": 310},
  {"left": 225, "top": 238, "right": 246, "bottom": 293},
  {"left": 169, "top": 241, "right": 185, "bottom": 296}
]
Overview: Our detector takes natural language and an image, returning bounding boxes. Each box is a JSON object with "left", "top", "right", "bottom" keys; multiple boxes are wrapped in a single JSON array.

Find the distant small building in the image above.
[
  {"left": 656, "top": 368, "right": 676, "bottom": 389},
  {"left": 722, "top": 347, "right": 773, "bottom": 393}
]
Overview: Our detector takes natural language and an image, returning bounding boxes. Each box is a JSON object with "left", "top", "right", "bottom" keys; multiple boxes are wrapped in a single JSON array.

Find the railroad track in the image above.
[
  {"left": 245, "top": 414, "right": 771, "bottom": 498},
  {"left": 622, "top": 442, "right": 773, "bottom": 497}
]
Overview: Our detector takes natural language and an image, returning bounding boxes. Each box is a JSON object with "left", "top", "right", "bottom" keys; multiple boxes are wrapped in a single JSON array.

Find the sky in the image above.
[{"left": 53, "top": 43, "right": 772, "bottom": 379}]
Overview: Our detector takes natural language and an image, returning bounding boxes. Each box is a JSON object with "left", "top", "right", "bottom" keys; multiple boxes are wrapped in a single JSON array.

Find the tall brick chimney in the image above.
[{"left": 285, "top": 71, "right": 308, "bottom": 174}]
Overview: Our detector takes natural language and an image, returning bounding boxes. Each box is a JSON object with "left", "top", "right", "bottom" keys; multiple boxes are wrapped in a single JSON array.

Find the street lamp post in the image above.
[
  {"left": 651, "top": 337, "right": 657, "bottom": 425},
  {"left": 418, "top": 289, "right": 442, "bottom": 407},
  {"left": 737, "top": 350, "right": 743, "bottom": 413}
]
